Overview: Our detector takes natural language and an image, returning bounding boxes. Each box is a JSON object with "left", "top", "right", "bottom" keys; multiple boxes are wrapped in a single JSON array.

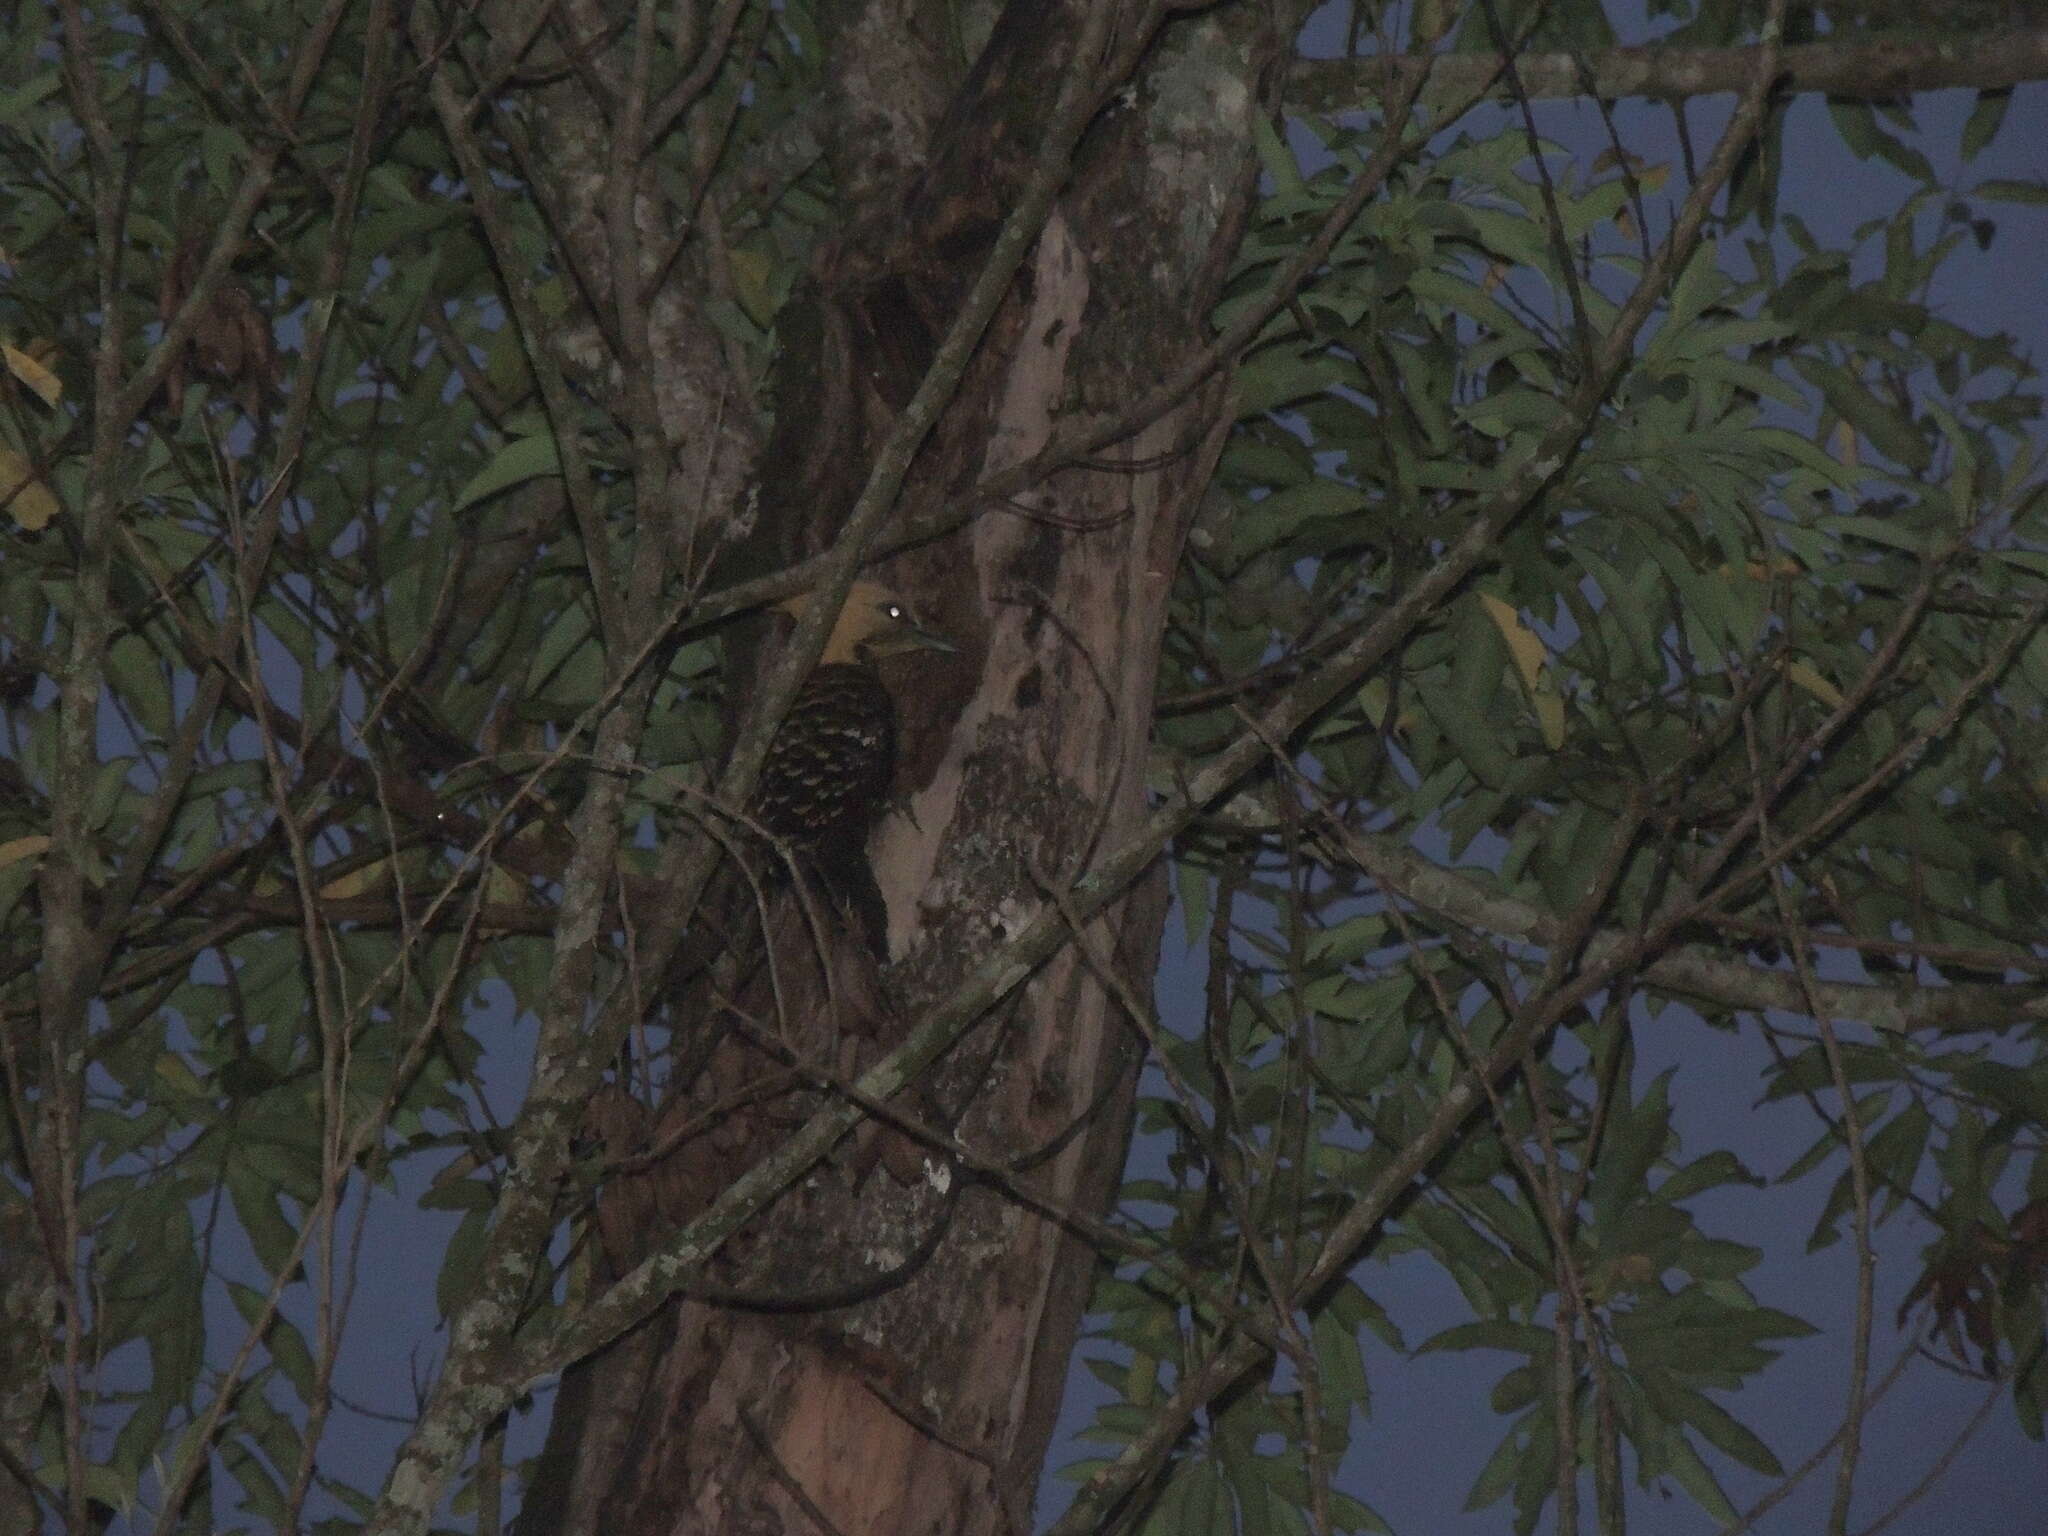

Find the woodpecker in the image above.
[{"left": 745, "top": 581, "right": 953, "bottom": 946}]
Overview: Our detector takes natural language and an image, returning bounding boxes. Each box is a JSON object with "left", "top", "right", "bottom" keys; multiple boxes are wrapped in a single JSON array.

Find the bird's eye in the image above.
[{"left": 885, "top": 603, "right": 905, "bottom": 621}]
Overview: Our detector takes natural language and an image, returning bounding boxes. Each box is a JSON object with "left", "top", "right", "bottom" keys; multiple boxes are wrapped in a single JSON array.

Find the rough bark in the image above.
[
  {"left": 1290, "top": 23, "right": 2048, "bottom": 114},
  {"left": 517, "top": 2, "right": 1284, "bottom": 1531}
]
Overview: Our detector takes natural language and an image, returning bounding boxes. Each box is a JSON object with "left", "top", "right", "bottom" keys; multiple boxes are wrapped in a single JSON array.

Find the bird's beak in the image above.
[{"left": 900, "top": 615, "right": 956, "bottom": 655}]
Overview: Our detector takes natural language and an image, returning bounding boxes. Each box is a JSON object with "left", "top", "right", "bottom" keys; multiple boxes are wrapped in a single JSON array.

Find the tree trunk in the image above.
[{"left": 519, "top": 4, "right": 1286, "bottom": 1530}]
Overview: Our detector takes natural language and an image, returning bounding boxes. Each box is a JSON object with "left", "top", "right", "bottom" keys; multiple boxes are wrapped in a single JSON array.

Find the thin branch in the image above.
[
  {"left": 1744, "top": 708, "right": 1876, "bottom": 1536},
  {"left": 1716, "top": 1342, "right": 1917, "bottom": 1536},
  {"left": 1476, "top": 0, "right": 1594, "bottom": 373},
  {"left": 1199, "top": 782, "right": 2048, "bottom": 1037},
  {"left": 640, "top": 0, "right": 748, "bottom": 153},
  {"left": 1849, "top": 1376, "right": 2004, "bottom": 1536},
  {"left": 1289, "top": 25, "right": 2048, "bottom": 117}
]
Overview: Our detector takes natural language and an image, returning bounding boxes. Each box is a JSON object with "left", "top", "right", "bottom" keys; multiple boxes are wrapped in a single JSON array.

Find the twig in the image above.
[
  {"left": 1716, "top": 1341, "right": 1916, "bottom": 1536},
  {"left": 1850, "top": 1377, "right": 2004, "bottom": 1536},
  {"left": 1743, "top": 707, "right": 1876, "bottom": 1536},
  {"left": 1476, "top": 0, "right": 1595, "bottom": 372},
  {"left": 1288, "top": 26, "right": 2048, "bottom": 115}
]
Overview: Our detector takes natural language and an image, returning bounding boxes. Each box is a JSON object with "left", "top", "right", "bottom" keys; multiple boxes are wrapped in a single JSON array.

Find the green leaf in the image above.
[
  {"left": 1175, "top": 859, "right": 1212, "bottom": 948},
  {"left": 1417, "top": 1319, "right": 1552, "bottom": 1357},
  {"left": 1792, "top": 355, "right": 1930, "bottom": 472},
  {"left": 526, "top": 600, "right": 598, "bottom": 696},
  {"left": 1648, "top": 1376, "right": 1784, "bottom": 1476},
  {"left": 1614, "top": 1287, "right": 1816, "bottom": 1375},
  {"left": 1863, "top": 1101, "right": 1933, "bottom": 1207},
  {"left": 110, "top": 1389, "right": 172, "bottom": 1490},
  {"left": 1234, "top": 347, "right": 1357, "bottom": 416},
  {"left": 200, "top": 122, "right": 248, "bottom": 194},
  {"left": 437, "top": 1205, "right": 491, "bottom": 1321},
  {"left": 454, "top": 430, "right": 561, "bottom": 512},
  {"left": 1657, "top": 1149, "right": 1761, "bottom": 1205},
  {"left": 1330, "top": 1488, "right": 1391, "bottom": 1534},
  {"left": 1961, "top": 90, "right": 2012, "bottom": 161},
  {"left": 1591, "top": 1068, "right": 1674, "bottom": 1232},
  {"left": 222, "top": 1430, "right": 292, "bottom": 1526},
  {"left": 0, "top": 69, "right": 61, "bottom": 125},
  {"left": 1824, "top": 98, "right": 1934, "bottom": 183},
  {"left": 1975, "top": 179, "right": 2048, "bottom": 206},
  {"left": 1677, "top": 1237, "right": 1762, "bottom": 1281},
  {"left": 1652, "top": 1417, "right": 1740, "bottom": 1522},
  {"left": 1251, "top": 113, "right": 1306, "bottom": 200},
  {"left": 1419, "top": 681, "right": 1514, "bottom": 790},
  {"left": 1311, "top": 1303, "right": 1372, "bottom": 1420},
  {"left": 1141, "top": 1454, "right": 1228, "bottom": 1535},
  {"left": 227, "top": 1161, "right": 302, "bottom": 1278},
  {"left": 236, "top": 1390, "right": 307, "bottom": 1498},
  {"left": 1490, "top": 1363, "right": 1540, "bottom": 1414},
  {"left": 226, "top": 1282, "right": 319, "bottom": 1401},
  {"left": 1463, "top": 1422, "right": 1528, "bottom": 1512}
]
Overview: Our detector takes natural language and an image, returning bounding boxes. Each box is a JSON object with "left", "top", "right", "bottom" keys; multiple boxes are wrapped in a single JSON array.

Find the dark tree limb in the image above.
[{"left": 1290, "top": 25, "right": 2048, "bottom": 116}]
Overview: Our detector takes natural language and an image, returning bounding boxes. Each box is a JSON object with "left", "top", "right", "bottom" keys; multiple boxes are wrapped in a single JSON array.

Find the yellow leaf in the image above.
[
  {"left": 485, "top": 863, "right": 527, "bottom": 907},
  {"left": 1532, "top": 687, "right": 1567, "bottom": 751},
  {"left": 154, "top": 1052, "right": 207, "bottom": 1096},
  {"left": 1830, "top": 418, "right": 1858, "bottom": 467},
  {"left": 319, "top": 857, "right": 393, "bottom": 900},
  {"left": 728, "top": 242, "right": 779, "bottom": 328},
  {"left": 3, "top": 343, "right": 60, "bottom": 406},
  {"left": 1480, "top": 593, "right": 1567, "bottom": 749},
  {"left": 0, "top": 834, "right": 51, "bottom": 869},
  {"left": 1785, "top": 660, "right": 1844, "bottom": 709},
  {"left": 1478, "top": 593, "right": 1546, "bottom": 698},
  {"left": 0, "top": 447, "right": 58, "bottom": 530}
]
